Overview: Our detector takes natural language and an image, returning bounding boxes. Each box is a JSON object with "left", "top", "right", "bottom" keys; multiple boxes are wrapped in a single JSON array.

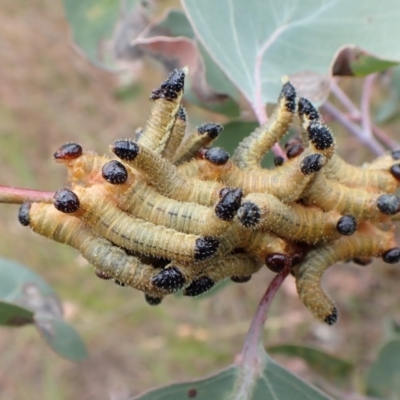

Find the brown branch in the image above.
[{"left": 0, "top": 186, "right": 54, "bottom": 204}]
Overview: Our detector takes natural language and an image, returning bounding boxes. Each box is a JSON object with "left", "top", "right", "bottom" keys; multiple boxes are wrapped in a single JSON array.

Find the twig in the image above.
[
  {"left": 360, "top": 74, "right": 376, "bottom": 145},
  {"left": 321, "top": 101, "right": 385, "bottom": 155},
  {"left": 0, "top": 186, "right": 54, "bottom": 204}
]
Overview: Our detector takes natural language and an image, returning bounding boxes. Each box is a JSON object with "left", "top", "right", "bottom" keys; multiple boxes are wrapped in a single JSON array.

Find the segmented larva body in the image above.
[
  {"left": 237, "top": 192, "right": 356, "bottom": 244},
  {"left": 365, "top": 150, "right": 400, "bottom": 170},
  {"left": 55, "top": 186, "right": 220, "bottom": 264},
  {"left": 19, "top": 202, "right": 168, "bottom": 297},
  {"left": 232, "top": 82, "right": 297, "bottom": 170},
  {"left": 302, "top": 171, "right": 400, "bottom": 221},
  {"left": 161, "top": 106, "right": 187, "bottom": 161},
  {"left": 173, "top": 122, "right": 223, "bottom": 165},
  {"left": 295, "top": 222, "right": 400, "bottom": 325},
  {"left": 111, "top": 140, "right": 226, "bottom": 206},
  {"left": 138, "top": 68, "right": 186, "bottom": 154}
]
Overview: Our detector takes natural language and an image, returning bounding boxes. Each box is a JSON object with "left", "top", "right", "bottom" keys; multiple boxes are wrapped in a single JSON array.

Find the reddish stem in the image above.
[
  {"left": 0, "top": 186, "right": 54, "bottom": 204},
  {"left": 237, "top": 266, "right": 291, "bottom": 367}
]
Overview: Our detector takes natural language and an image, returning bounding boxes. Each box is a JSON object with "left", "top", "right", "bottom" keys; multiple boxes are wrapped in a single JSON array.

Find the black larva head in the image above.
[
  {"left": 215, "top": 188, "right": 243, "bottom": 221},
  {"left": 336, "top": 215, "right": 357, "bottom": 236},
  {"left": 150, "top": 68, "right": 185, "bottom": 101},
  {"left": 382, "top": 248, "right": 400, "bottom": 264},
  {"left": 324, "top": 306, "right": 338, "bottom": 325},
  {"left": 300, "top": 154, "right": 326, "bottom": 175},
  {"left": 102, "top": 160, "right": 128, "bottom": 184},
  {"left": 237, "top": 201, "right": 261, "bottom": 227},
  {"left": 231, "top": 275, "right": 252, "bottom": 283},
  {"left": 265, "top": 253, "right": 290, "bottom": 273},
  {"left": 274, "top": 156, "right": 284, "bottom": 167},
  {"left": 144, "top": 294, "right": 163, "bottom": 306},
  {"left": 377, "top": 194, "right": 400, "bottom": 215},
  {"left": 307, "top": 122, "right": 334, "bottom": 150},
  {"left": 94, "top": 269, "right": 113, "bottom": 280},
  {"left": 194, "top": 237, "right": 219, "bottom": 261},
  {"left": 18, "top": 202, "right": 32, "bottom": 226},
  {"left": 198, "top": 123, "right": 223, "bottom": 139},
  {"left": 112, "top": 140, "right": 139, "bottom": 161},
  {"left": 53, "top": 188, "right": 80, "bottom": 213},
  {"left": 281, "top": 82, "right": 297, "bottom": 113},
  {"left": 298, "top": 97, "right": 320, "bottom": 121},
  {"left": 151, "top": 266, "right": 185, "bottom": 292},
  {"left": 390, "top": 164, "right": 400, "bottom": 180},
  {"left": 177, "top": 106, "right": 187, "bottom": 121},
  {"left": 204, "top": 147, "right": 230, "bottom": 165},
  {"left": 391, "top": 149, "right": 400, "bottom": 160},
  {"left": 53, "top": 143, "right": 83, "bottom": 160},
  {"left": 184, "top": 276, "right": 215, "bottom": 297}
]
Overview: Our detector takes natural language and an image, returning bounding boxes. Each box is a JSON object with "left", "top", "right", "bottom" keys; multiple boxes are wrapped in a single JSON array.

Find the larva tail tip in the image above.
[
  {"left": 194, "top": 237, "right": 219, "bottom": 261},
  {"left": 231, "top": 275, "right": 252, "bottom": 283},
  {"left": 281, "top": 82, "right": 297, "bottom": 113},
  {"left": 265, "top": 253, "right": 291, "bottom": 273},
  {"left": 150, "top": 68, "right": 185, "bottom": 101},
  {"left": 307, "top": 122, "right": 334, "bottom": 151},
  {"left": 391, "top": 149, "right": 400, "bottom": 160},
  {"left": 102, "top": 160, "right": 128, "bottom": 184},
  {"left": 298, "top": 97, "right": 320, "bottom": 120},
  {"left": 390, "top": 164, "right": 400, "bottom": 180},
  {"left": 352, "top": 257, "right": 373, "bottom": 266},
  {"left": 53, "top": 188, "right": 80, "bottom": 213},
  {"left": 300, "top": 154, "right": 326, "bottom": 175},
  {"left": 151, "top": 266, "right": 185, "bottom": 292},
  {"left": 383, "top": 248, "right": 400, "bottom": 264},
  {"left": 204, "top": 147, "right": 230, "bottom": 165},
  {"left": 377, "top": 194, "right": 400, "bottom": 215},
  {"left": 237, "top": 201, "right": 261, "bottom": 228},
  {"left": 324, "top": 307, "right": 338, "bottom": 325},
  {"left": 336, "top": 214, "right": 357, "bottom": 236},
  {"left": 274, "top": 155, "right": 284, "bottom": 166},
  {"left": 215, "top": 187, "right": 243, "bottom": 221},
  {"left": 183, "top": 276, "right": 215, "bottom": 297},
  {"left": 112, "top": 140, "right": 139, "bottom": 161},
  {"left": 198, "top": 123, "right": 224, "bottom": 139},
  {"left": 53, "top": 143, "right": 82, "bottom": 160},
  {"left": 114, "top": 279, "right": 126, "bottom": 287},
  {"left": 144, "top": 294, "right": 163, "bottom": 306},
  {"left": 18, "top": 202, "right": 32, "bottom": 226},
  {"left": 94, "top": 269, "right": 113, "bottom": 280},
  {"left": 286, "top": 143, "right": 305, "bottom": 159}
]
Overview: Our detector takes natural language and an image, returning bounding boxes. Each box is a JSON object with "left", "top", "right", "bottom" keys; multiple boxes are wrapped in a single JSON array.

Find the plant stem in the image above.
[
  {"left": 0, "top": 186, "right": 54, "bottom": 204},
  {"left": 237, "top": 266, "right": 291, "bottom": 367}
]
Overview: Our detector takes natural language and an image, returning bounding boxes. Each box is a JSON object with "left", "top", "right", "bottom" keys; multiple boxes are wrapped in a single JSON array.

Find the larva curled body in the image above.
[
  {"left": 232, "top": 82, "right": 297, "bottom": 170},
  {"left": 237, "top": 192, "right": 356, "bottom": 244},
  {"left": 57, "top": 185, "right": 220, "bottom": 264},
  {"left": 295, "top": 222, "right": 399, "bottom": 325}
]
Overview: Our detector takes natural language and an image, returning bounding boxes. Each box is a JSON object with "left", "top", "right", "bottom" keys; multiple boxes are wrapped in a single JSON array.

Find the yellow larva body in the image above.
[
  {"left": 26, "top": 203, "right": 167, "bottom": 296},
  {"left": 295, "top": 222, "right": 396, "bottom": 324},
  {"left": 232, "top": 82, "right": 296, "bottom": 170},
  {"left": 71, "top": 185, "right": 218, "bottom": 264},
  {"left": 324, "top": 154, "right": 398, "bottom": 192},
  {"left": 240, "top": 193, "right": 347, "bottom": 244},
  {"left": 162, "top": 106, "right": 187, "bottom": 161}
]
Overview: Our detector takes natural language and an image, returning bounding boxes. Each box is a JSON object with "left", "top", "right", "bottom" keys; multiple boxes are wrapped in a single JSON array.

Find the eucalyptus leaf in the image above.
[
  {"left": 134, "top": 348, "right": 332, "bottom": 400},
  {"left": 366, "top": 338, "right": 400, "bottom": 399},
  {"left": 182, "top": 0, "right": 400, "bottom": 106},
  {"left": 350, "top": 55, "right": 398, "bottom": 77},
  {"left": 0, "top": 301, "right": 34, "bottom": 327}
]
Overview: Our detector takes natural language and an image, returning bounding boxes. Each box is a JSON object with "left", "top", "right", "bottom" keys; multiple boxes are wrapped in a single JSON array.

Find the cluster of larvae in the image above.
[{"left": 18, "top": 69, "right": 400, "bottom": 325}]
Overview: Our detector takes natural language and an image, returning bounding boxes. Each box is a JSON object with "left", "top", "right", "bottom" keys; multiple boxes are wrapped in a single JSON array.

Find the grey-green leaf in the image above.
[
  {"left": 35, "top": 316, "right": 88, "bottom": 362},
  {"left": 0, "top": 301, "right": 34, "bottom": 326},
  {"left": 134, "top": 349, "right": 332, "bottom": 400},
  {"left": 366, "top": 338, "right": 400, "bottom": 399},
  {"left": 182, "top": 0, "right": 400, "bottom": 106},
  {"left": 268, "top": 344, "right": 354, "bottom": 385}
]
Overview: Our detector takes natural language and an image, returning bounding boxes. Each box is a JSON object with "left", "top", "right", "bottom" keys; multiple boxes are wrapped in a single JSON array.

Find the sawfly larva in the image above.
[
  {"left": 161, "top": 106, "right": 187, "bottom": 161},
  {"left": 295, "top": 222, "right": 400, "bottom": 325}
]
